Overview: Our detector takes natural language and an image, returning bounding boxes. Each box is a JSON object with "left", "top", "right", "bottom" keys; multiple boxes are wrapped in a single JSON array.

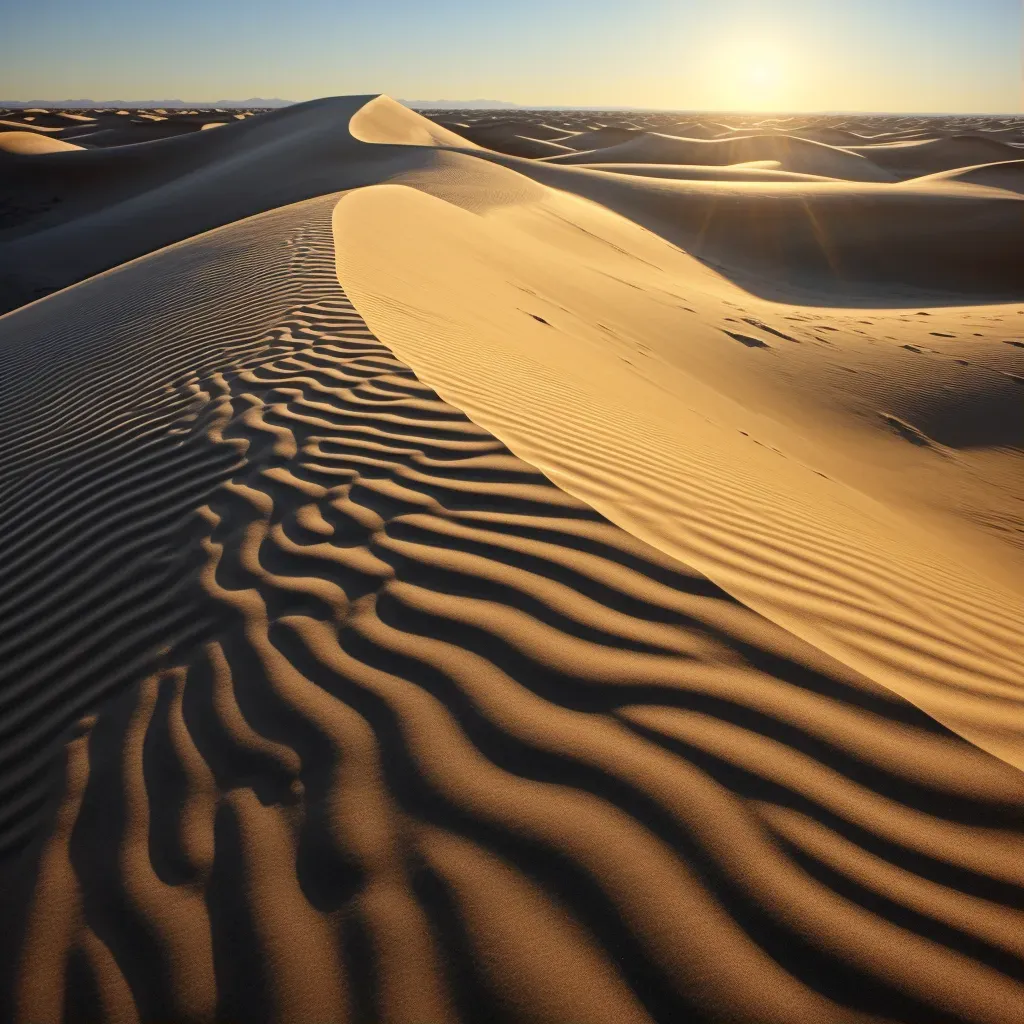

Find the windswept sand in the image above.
[{"left": 1, "top": 96, "right": 1024, "bottom": 1024}]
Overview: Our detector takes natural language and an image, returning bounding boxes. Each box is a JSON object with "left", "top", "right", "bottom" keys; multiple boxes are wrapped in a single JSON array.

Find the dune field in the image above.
[{"left": 1, "top": 95, "right": 1024, "bottom": 1023}]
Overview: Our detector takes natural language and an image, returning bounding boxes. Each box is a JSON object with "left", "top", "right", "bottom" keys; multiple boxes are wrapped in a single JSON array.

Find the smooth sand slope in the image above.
[
  {"left": 0, "top": 96, "right": 470, "bottom": 313},
  {"left": 0, "top": 132, "right": 83, "bottom": 155},
  {"left": 1, "top": 96, "right": 1024, "bottom": 1024}
]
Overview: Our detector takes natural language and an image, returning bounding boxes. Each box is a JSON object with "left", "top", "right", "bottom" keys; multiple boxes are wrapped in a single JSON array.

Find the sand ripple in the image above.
[{"left": 5, "top": 201, "right": 1024, "bottom": 1023}]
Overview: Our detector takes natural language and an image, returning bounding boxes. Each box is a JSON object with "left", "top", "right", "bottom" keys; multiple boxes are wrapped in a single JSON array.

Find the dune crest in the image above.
[
  {"left": 331, "top": 180, "right": 1024, "bottom": 771},
  {"left": 0, "top": 132, "right": 83, "bottom": 155},
  {"left": 3, "top": 94, "right": 1024, "bottom": 1024},
  {"left": 0, "top": 94, "right": 418, "bottom": 313},
  {"left": 350, "top": 93, "right": 479, "bottom": 148}
]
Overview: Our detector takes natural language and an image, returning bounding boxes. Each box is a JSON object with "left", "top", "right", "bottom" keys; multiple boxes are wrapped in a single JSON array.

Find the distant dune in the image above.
[
  {"left": 539, "top": 131, "right": 896, "bottom": 181},
  {"left": 1, "top": 94, "right": 1024, "bottom": 1024},
  {"left": 402, "top": 98, "right": 521, "bottom": 109},
  {"left": 0, "top": 97, "right": 294, "bottom": 109},
  {"left": 0, "top": 131, "right": 83, "bottom": 155},
  {"left": 846, "top": 135, "right": 1024, "bottom": 174},
  {"left": 920, "top": 158, "right": 1024, "bottom": 193}
]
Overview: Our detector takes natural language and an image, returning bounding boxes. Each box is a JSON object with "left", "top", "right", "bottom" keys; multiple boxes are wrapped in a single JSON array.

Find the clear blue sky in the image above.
[{"left": 2, "top": 0, "right": 1020, "bottom": 112}]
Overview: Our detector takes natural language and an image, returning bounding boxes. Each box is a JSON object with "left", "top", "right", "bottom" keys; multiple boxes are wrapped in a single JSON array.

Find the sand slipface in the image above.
[{"left": 1, "top": 94, "right": 1024, "bottom": 1024}]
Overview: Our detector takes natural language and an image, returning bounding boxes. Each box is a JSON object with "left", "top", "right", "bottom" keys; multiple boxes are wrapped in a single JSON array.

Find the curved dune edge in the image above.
[
  {"left": 574, "top": 162, "right": 833, "bottom": 183},
  {"left": 4, "top": 94, "right": 1022, "bottom": 315},
  {"left": 913, "top": 159, "right": 1024, "bottom": 194},
  {"left": 538, "top": 131, "right": 895, "bottom": 182},
  {"left": 0, "top": 94, "right": 444, "bottom": 315},
  {"left": 332, "top": 183, "right": 1024, "bottom": 772},
  {"left": 0, "top": 131, "right": 84, "bottom": 154},
  {"left": 349, "top": 94, "right": 479, "bottom": 149}
]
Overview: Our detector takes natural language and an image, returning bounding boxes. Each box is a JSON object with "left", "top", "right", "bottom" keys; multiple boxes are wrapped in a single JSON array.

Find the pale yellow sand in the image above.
[
  {"left": 332, "top": 146, "right": 1024, "bottom": 769},
  {"left": 0, "top": 131, "right": 83, "bottom": 154},
  {"left": 1, "top": 95, "right": 1023, "bottom": 1024}
]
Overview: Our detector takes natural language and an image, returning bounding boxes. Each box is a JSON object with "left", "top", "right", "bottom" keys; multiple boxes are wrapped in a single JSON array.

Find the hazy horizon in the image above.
[
  {"left": 3, "top": 0, "right": 1020, "bottom": 114},
  {"left": 2, "top": 96, "right": 1023, "bottom": 117}
]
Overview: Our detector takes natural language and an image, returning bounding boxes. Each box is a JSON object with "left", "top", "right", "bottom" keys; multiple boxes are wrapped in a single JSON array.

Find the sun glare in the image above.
[
  {"left": 743, "top": 55, "right": 783, "bottom": 90},
  {"left": 707, "top": 40, "right": 790, "bottom": 111}
]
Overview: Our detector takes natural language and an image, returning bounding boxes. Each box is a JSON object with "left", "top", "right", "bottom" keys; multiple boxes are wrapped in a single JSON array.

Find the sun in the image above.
[
  {"left": 743, "top": 55, "right": 784, "bottom": 91},
  {"left": 708, "top": 41, "right": 790, "bottom": 110}
]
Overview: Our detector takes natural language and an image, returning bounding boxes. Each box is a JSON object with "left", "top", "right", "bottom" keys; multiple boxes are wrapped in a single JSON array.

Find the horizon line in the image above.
[{"left": 1, "top": 96, "right": 1021, "bottom": 117}]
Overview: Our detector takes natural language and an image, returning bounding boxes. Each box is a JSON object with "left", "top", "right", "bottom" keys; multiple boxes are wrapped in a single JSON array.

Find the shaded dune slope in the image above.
[
  {"left": 920, "top": 159, "right": 1024, "bottom": 195},
  {"left": 5, "top": 195, "right": 1024, "bottom": 1024},
  {"left": 4, "top": 95, "right": 1024, "bottom": 313},
  {"left": 488, "top": 135, "right": 576, "bottom": 159},
  {"left": 468, "top": 150, "right": 1024, "bottom": 301},
  {"left": 847, "top": 136, "right": 1024, "bottom": 176},
  {"left": 0, "top": 199, "right": 368, "bottom": 861},
  {"left": 0, "top": 96, "right": 455, "bottom": 314},
  {"left": 427, "top": 111, "right": 1024, "bottom": 162}
]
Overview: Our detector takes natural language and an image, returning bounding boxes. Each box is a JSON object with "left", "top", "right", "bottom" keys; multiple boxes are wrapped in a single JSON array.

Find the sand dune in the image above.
[
  {"left": 460, "top": 150, "right": 1024, "bottom": 300},
  {"left": 792, "top": 128, "right": 868, "bottom": 146},
  {"left": 664, "top": 122, "right": 722, "bottom": 139},
  {"left": 553, "top": 126, "right": 646, "bottom": 150},
  {"left": 919, "top": 159, "right": 1024, "bottom": 194},
  {"left": 333, "top": 174, "right": 1024, "bottom": 755},
  {"left": 441, "top": 120, "right": 572, "bottom": 151},
  {"left": 847, "top": 136, "right": 1024, "bottom": 176},
  {"left": 0, "top": 107, "right": 259, "bottom": 148},
  {"left": 0, "top": 96, "right": 451, "bottom": 312},
  {"left": 430, "top": 110, "right": 1024, "bottom": 163},
  {"left": 539, "top": 132, "right": 895, "bottom": 181},
  {"left": 573, "top": 161, "right": 833, "bottom": 183},
  {"left": 492, "top": 135, "right": 576, "bottom": 158},
  {"left": 0, "top": 119, "right": 64, "bottom": 134},
  {"left": 0, "top": 132, "right": 83, "bottom": 155},
  {"left": 2, "top": 95, "right": 1024, "bottom": 1024}
]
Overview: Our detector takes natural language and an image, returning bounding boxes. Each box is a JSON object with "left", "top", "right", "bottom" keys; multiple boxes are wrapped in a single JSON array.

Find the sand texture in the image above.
[{"left": 2, "top": 96, "right": 1024, "bottom": 1024}]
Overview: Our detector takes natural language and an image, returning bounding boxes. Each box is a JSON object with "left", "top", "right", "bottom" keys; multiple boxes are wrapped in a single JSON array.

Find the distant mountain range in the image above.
[
  {"left": 0, "top": 96, "right": 696, "bottom": 113},
  {"left": 0, "top": 97, "right": 529, "bottom": 111},
  {"left": 401, "top": 99, "right": 520, "bottom": 109},
  {"left": 0, "top": 98, "right": 294, "bottom": 109}
]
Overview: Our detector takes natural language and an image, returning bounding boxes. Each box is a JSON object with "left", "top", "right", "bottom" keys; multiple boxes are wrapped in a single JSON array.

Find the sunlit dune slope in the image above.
[
  {"left": 2, "top": 192, "right": 1024, "bottom": 1024},
  {"left": 333, "top": 169, "right": 1024, "bottom": 769},
  {"left": 2, "top": 94, "right": 1024, "bottom": 1024},
  {"left": 0, "top": 132, "right": 83, "bottom": 155}
]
